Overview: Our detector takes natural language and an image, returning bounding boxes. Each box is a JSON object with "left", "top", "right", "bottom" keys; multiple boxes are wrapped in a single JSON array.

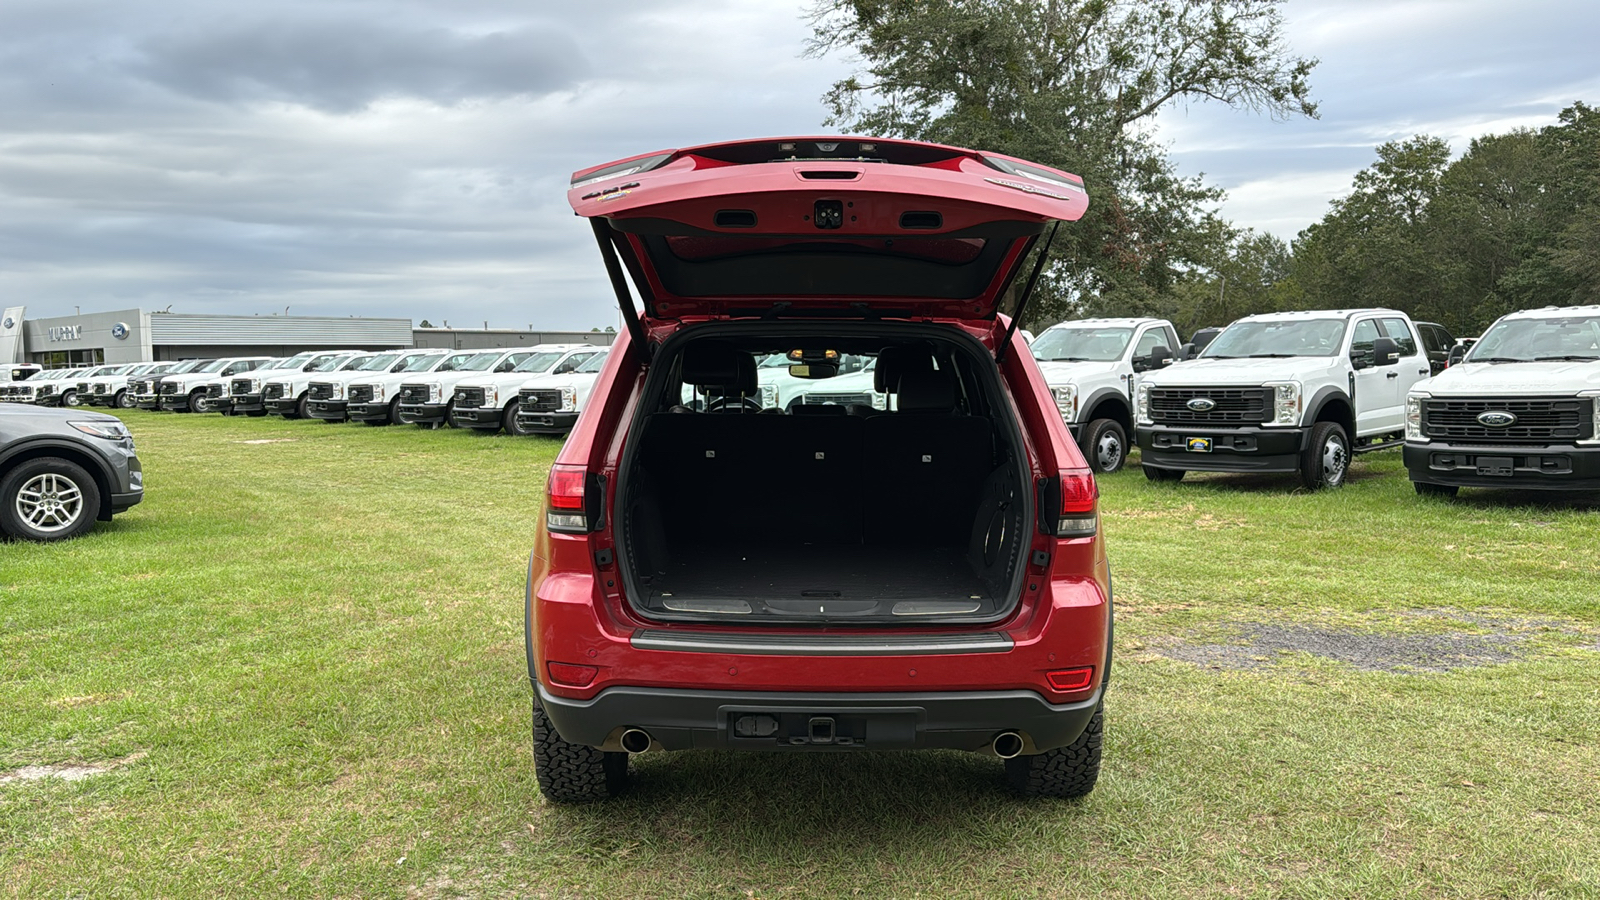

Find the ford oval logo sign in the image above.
[
  {"left": 1477, "top": 411, "right": 1517, "bottom": 427},
  {"left": 1187, "top": 398, "right": 1216, "bottom": 411},
  {"left": 1, "top": 317, "right": 13, "bottom": 329},
  {"left": 111, "top": 322, "right": 130, "bottom": 340}
]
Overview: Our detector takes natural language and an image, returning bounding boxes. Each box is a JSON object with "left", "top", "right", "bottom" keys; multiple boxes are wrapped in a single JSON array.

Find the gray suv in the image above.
[{"left": 0, "top": 405, "right": 143, "bottom": 541}]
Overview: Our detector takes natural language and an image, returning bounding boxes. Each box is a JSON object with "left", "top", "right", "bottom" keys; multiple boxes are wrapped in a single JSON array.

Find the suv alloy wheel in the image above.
[{"left": 1, "top": 457, "right": 100, "bottom": 542}]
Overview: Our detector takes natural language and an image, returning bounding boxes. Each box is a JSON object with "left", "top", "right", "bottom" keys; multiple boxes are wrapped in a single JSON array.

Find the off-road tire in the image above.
[
  {"left": 504, "top": 402, "right": 534, "bottom": 436},
  {"left": 532, "top": 701, "right": 628, "bottom": 803},
  {"left": 1080, "top": 419, "right": 1127, "bottom": 474},
  {"left": 1143, "top": 465, "right": 1183, "bottom": 482},
  {"left": 1006, "top": 703, "right": 1103, "bottom": 799},
  {"left": 0, "top": 457, "right": 101, "bottom": 542},
  {"left": 1415, "top": 481, "right": 1459, "bottom": 498},
  {"left": 1299, "top": 421, "right": 1349, "bottom": 490}
]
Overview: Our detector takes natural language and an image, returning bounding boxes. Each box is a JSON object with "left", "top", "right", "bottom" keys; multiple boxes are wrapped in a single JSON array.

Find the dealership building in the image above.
[{"left": 0, "top": 307, "right": 613, "bottom": 368}]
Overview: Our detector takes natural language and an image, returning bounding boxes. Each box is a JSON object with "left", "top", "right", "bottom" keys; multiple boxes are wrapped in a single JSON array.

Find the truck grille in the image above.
[
  {"left": 231, "top": 378, "right": 254, "bottom": 395},
  {"left": 398, "top": 383, "right": 430, "bottom": 404},
  {"left": 93, "top": 384, "right": 109, "bottom": 395},
  {"left": 38, "top": 384, "right": 57, "bottom": 397},
  {"left": 159, "top": 382, "right": 180, "bottom": 395},
  {"left": 796, "top": 392, "right": 870, "bottom": 407},
  {"left": 263, "top": 383, "right": 286, "bottom": 401},
  {"left": 1149, "top": 387, "right": 1270, "bottom": 424},
  {"left": 205, "top": 384, "right": 225, "bottom": 399},
  {"left": 347, "top": 384, "right": 374, "bottom": 403},
  {"left": 1423, "top": 398, "right": 1591, "bottom": 443},
  {"left": 78, "top": 382, "right": 91, "bottom": 393},
  {"left": 520, "top": 389, "right": 562, "bottom": 412},
  {"left": 455, "top": 386, "right": 486, "bottom": 408},
  {"left": 307, "top": 382, "right": 334, "bottom": 401}
]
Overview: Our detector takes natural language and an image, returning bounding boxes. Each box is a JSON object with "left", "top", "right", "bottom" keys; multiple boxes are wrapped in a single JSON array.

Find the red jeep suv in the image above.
[{"left": 527, "top": 137, "right": 1111, "bottom": 801}]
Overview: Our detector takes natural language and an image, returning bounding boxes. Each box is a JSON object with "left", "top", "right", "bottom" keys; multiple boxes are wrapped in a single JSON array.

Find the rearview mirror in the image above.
[{"left": 789, "top": 362, "right": 839, "bottom": 379}]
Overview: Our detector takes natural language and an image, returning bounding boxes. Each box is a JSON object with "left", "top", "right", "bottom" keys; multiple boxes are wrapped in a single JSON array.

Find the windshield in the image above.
[
  {"left": 309, "top": 354, "right": 353, "bottom": 372},
  {"left": 455, "top": 352, "right": 504, "bottom": 372},
  {"left": 1031, "top": 327, "right": 1134, "bottom": 362},
  {"left": 356, "top": 353, "right": 403, "bottom": 372},
  {"left": 195, "top": 359, "right": 231, "bottom": 374},
  {"left": 338, "top": 355, "right": 375, "bottom": 371},
  {"left": 1204, "top": 319, "right": 1347, "bottom": 358},
  {"left": 576, "top": 352, "right": 609, "bottom": 374},
  {"left": 758, "top": 354, "right": 790, "bottom": 368},
  {"left": 1467, "top": 314, "right": 1600, "bottom": 362},
  {"left": 514, "top": 350, "right": 569, "bottom": 373},
  {"left": 169, "top": 359, "right": 209, "bottom": 374},
  {"left": 396, "top": 353, "right": 445, "bottom": 373}
]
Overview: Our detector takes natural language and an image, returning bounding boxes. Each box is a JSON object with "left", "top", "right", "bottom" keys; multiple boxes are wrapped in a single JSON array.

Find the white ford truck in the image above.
[
  {"left": 330, "top": 349, "right": 456, "bottom": 425},
  {"left": 265, "top": 352, "right": 381, "bottom": 419},
  {"left": 1405, "top": 305, "right": 1600, "bottom": 496},
  {"left": 394, "top": 348, "right": 537, "bottom": 427},
  {"left": 1032, "top": 317, "right": 1182, "bottom": 472},
  {"left": 450, "top": 344, "right": 606, "bottom": 434},
  {"left": 514, "top": 349, "right": 612, "bottom": 434},
  {"left": 1135, "top": 309, "right": 1432, "bottom": 489},
  {"left": 157, "top": 357, "right": 273, "bottom": 412}
]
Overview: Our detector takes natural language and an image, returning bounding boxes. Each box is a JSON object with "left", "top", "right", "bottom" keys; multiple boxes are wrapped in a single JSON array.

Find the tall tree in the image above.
[{"left": 806, "top": 0, "right": 1318, "bottom": 328}]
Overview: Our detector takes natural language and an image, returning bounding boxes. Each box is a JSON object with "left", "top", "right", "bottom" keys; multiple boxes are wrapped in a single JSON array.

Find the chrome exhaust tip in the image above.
[
  {"left": 620, "top": 728, "right": 653, "bottom": 754},
  {"left": 992, "top": 731, "right": 1024, "bottom": 759}
]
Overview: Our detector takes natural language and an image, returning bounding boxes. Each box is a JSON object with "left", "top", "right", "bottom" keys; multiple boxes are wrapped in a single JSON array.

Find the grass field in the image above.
[{"left": 2, "top": 410, "right": 1598, "bottom": 898}]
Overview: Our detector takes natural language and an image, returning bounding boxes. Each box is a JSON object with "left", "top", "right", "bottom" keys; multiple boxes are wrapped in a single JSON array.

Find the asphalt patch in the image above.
[{"left": 1160, "top": 622, "right": 1526, "bottom": 673}]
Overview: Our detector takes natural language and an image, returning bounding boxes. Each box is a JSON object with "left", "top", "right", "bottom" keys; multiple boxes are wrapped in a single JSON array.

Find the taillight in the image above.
[
  {"left": 545, "top": 463, "right": 589, "bottom": 533},
  {"left": 1046, "top": 667, "right": 1094, "bottom": 692},
  {"left": 1058, "top": 467, "right": 1098, "bottom": 538},
  {"left": 547, "top": 662, "right": 598, "bottom": 687}
]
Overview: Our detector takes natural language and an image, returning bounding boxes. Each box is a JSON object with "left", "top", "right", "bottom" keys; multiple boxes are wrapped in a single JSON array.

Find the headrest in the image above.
[
  {"left": 680, "top": 343, "right": 744, "bottom": 387},
  {"left": 897, "top": 366, "right": 957, "bottom": 413},
  {"left": 875, "top": 344, "right": 935, "bottom": 393},
  {"left": 703, "top": 352, "right": 757, "bottom": 399}
]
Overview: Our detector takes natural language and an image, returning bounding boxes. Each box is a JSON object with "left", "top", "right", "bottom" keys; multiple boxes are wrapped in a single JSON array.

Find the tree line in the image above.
[{"left": 807, "top": 0, "right": 1598, "bottom": 339}]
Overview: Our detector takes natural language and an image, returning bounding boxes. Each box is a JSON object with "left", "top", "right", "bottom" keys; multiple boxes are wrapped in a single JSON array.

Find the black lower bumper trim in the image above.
[
  {"left": 1136, "top": 425, "right": 1307, "bottom": 473},
  {"left": 110, "top": 490, "right": 143, "bottom": 513},
  {"left": 516, "top": 411, "right": 579, "bottom": 433},
  {"left": 397, "top": 402, "right": 447, "bottom": 424},
  {"left": 451, "top": 406, "right": 504, "bottom": 427},
  {"left": 536, "top": 683, "right": 1101, "bottom": 753},
  {"left": 1405, "top": 442, "right": 1600, "bottom": 490},
  {"left": 307, "top": 400, "right": 348, "bottom": 420}
]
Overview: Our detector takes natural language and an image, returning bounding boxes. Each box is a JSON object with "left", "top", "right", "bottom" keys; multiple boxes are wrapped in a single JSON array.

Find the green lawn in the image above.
[{"left": 2, "top": 411, "right": 1597, "bottom": 898}]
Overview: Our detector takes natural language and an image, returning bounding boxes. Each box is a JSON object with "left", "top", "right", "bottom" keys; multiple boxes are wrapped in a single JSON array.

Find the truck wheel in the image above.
[
  {"left": 188, "top": 390, "right": 208, "bottom": 414},
  {"left": 531, "top": 701, "right": 628, "bottom": 803},
  {"left": 386, "top": 398, "right": 404, "bottom": 426},
  {"left": 1143, "top": 465, "right": 1183, "bottom": 482},
  {"left": 505, "top": 402, "right": 533, "bottom": 436},
  {"left": 294, "top": 395, "right": 309, "bottom": 420},
  {"left": 1006, "top": 703, "right": 1102, "bottom": 799},
  {"left": 0, "top": 457, "right": 101, "bottom": 542},
  {"left": 1415, "top": 481, "right": 1459, "bottom": 499},
  {"left": 1299, "top": 421, "right": 1349, "bottom": 490},
  {"left": 114, "top": 390, "right": 133, "bottom": 409},
  {"left": 1080, "top": 419, "right": 1127, "bottom": 473},
  {"left": 61, "top": 390, "right": 80, "bottom": 408}
]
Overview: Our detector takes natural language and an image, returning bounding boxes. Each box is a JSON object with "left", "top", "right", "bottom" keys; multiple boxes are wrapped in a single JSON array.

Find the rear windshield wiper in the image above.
[{"left": 1532, "top": 355, "right": 1600, "bottom": 362}]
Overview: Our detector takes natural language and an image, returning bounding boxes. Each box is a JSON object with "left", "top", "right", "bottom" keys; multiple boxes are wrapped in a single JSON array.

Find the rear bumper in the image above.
[
  {"left": 307, "top": 400, "right": 348, "bottom": 420},
  {"left": 398, "top": 402, "right": 447, "bottom": 424},
  {"left": 516, "top": 410, "right": 579, "bottom": 433},
  {"left": 1136, "top": 424, "right": 1307, "bottom": 473},
  {"left": 1405, "top": 442, "right": 1600, "bottom": 491},
  {"left": 451, "top": 405, "right": 504, "bottom": 428},
  {"left": 537, "top": 683, "right": 1102, "bottom": 754}
]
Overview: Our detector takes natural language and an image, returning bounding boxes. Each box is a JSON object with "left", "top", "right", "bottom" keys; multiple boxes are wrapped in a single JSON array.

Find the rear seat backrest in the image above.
[{"left": 863, "top": 365, "right": 992, "bottom": 545}]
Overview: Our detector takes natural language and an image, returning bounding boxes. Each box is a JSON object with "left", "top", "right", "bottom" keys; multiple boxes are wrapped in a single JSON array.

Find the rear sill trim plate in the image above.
[{"left": 630, "top": 629, "right": 1013, "bottom": 656}]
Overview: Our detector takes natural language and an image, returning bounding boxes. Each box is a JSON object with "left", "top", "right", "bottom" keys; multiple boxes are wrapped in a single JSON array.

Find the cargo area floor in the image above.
[{"left": 638, "top": 544, "right": 999, "bottom": 620}]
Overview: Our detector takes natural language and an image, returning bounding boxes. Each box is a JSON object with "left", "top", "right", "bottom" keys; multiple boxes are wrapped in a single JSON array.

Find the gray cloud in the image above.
[{"left": 133, "top": 20, "right": 588, "bottom": 112}]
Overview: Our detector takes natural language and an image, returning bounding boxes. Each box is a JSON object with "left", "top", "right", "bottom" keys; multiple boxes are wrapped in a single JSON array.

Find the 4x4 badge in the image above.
[
  {"left": 1187, "top": 398, "right": 1216, "bottom": 411},
  {"left": 1477, "top": 411, "right": 1517, "bottom": 427}
]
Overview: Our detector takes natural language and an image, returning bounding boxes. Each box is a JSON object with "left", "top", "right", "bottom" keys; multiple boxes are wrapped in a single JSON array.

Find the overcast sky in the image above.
[{"left": 2, "top": 0, "right": 1596, "bottom": 329}]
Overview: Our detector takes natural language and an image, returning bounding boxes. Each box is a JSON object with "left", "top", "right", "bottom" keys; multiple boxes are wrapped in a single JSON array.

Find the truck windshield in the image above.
[
  {"left": 356, "top": 353, "right": 404, "bottom": 372},
  {"left": 576, "top": 352, "right": 609, "bottom": 374},
  {"left": 308, "top": 354, "right": 351, "bottom": 372},
  {"left": 1467, "top": 315, "right": 1600, "bottom": 362},
  {"left": 514, "top": 351, "right": 570, "bottom": 373},
  {"left": 1031, "top": 327, "right": 1133, "bottom": 362},
  {"left": 397, "top": 354, "right": 445, "bottom": 373},
  {"left": 455, "top": 352, "right": 506, "bottom": 372},
  {"left": 167, "top": 359, "right": 209, "bottom": 374},
  {"left": 1203, "top": 319, "right": 1346, "bottom": 358}
]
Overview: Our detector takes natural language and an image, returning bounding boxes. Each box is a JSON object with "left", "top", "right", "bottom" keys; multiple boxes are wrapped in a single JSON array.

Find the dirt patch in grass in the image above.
[
  {"left": 1154, "top": 609, "right": 1580, "bottom": 673},
  {"left": 0, "top": 751, "right": 146, "bottom": 786}
]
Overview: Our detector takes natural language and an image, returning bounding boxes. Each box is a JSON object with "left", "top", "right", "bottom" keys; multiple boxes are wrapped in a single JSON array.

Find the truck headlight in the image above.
[
  {"left": 760, "top": 384, "right": 777, "bottom": 408},
  {"left": 1406, "top": 393, "right": 1427, "bottom": 441},
  {"left": 1264, "top": 382, "right": 1301, "bottom": 426},
  {"left": 1135, "top": 383, "right": 1152, "bottom": 425},
  {"left": 1582, "top": 392, "right": 1600, "bottom": 445},
  {"left": 427, "top": 383, "right": 442, "bottom": 403},
  {"left": 330, "top": 383, "right": 346, "bottom": 400},
  {"left": 482, "top": 385, "right": 498, "bottom": 407},
  {"left": 559, "top": 387, "right": 578, "bottom": 412},
  {"left": 872, "top": 392, "right": 887, "bottom": 410},
  {"left": 1052, "top": 385, "right": 1078, "bottom": 423}
]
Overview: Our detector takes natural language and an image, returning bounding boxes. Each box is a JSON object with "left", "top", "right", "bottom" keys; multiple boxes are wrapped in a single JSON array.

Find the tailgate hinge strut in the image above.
[
  {"left": 590, "top": 218, "right": 652, "bottom": 361},
  {"left": 995, "top": 221, "right": 1059, "bottom": 365}
]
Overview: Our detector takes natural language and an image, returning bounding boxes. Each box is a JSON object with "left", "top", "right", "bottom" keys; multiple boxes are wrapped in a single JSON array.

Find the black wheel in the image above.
[
  {"left": 1080, "top": 419, "right": 1127, "bottom": 474},
  {"left": 186, "top": 390, "right": 208, "bottom": 414},
  {"left": 1415, "top": 481, "right": 1459, "bottom": 498},
  {"left": 504, "top": 402, "right": 534, "bottom": 436},
  {"left": 1006, "top": 703, "right": 1103, "bottom": 799},
  {"left": 61, "top": 390, "right": 80, "bottom": 408},
  {"left": 532, "top": 701, "right": 628, "bottom": 803},
  {"left": 1143, "top": 465, "right": 1183, "bottom": 482},
  {"left": 387, "top": 398, "right": 404, "bottom": 426},
  {"left": 441, "top": 400, "right": 457, "bottom": 428},
  {"left": 114, "top": 390, "right": 133, "bottom": 410},
  {"left": 0, "top": 457, "right": 101, "bottom": 542},
  {"left": 1299, "top": 421, "right": 1349, "bottom": 490},
  {"left": 294, "top": 394, "right": 309, "bottom": 420}
]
